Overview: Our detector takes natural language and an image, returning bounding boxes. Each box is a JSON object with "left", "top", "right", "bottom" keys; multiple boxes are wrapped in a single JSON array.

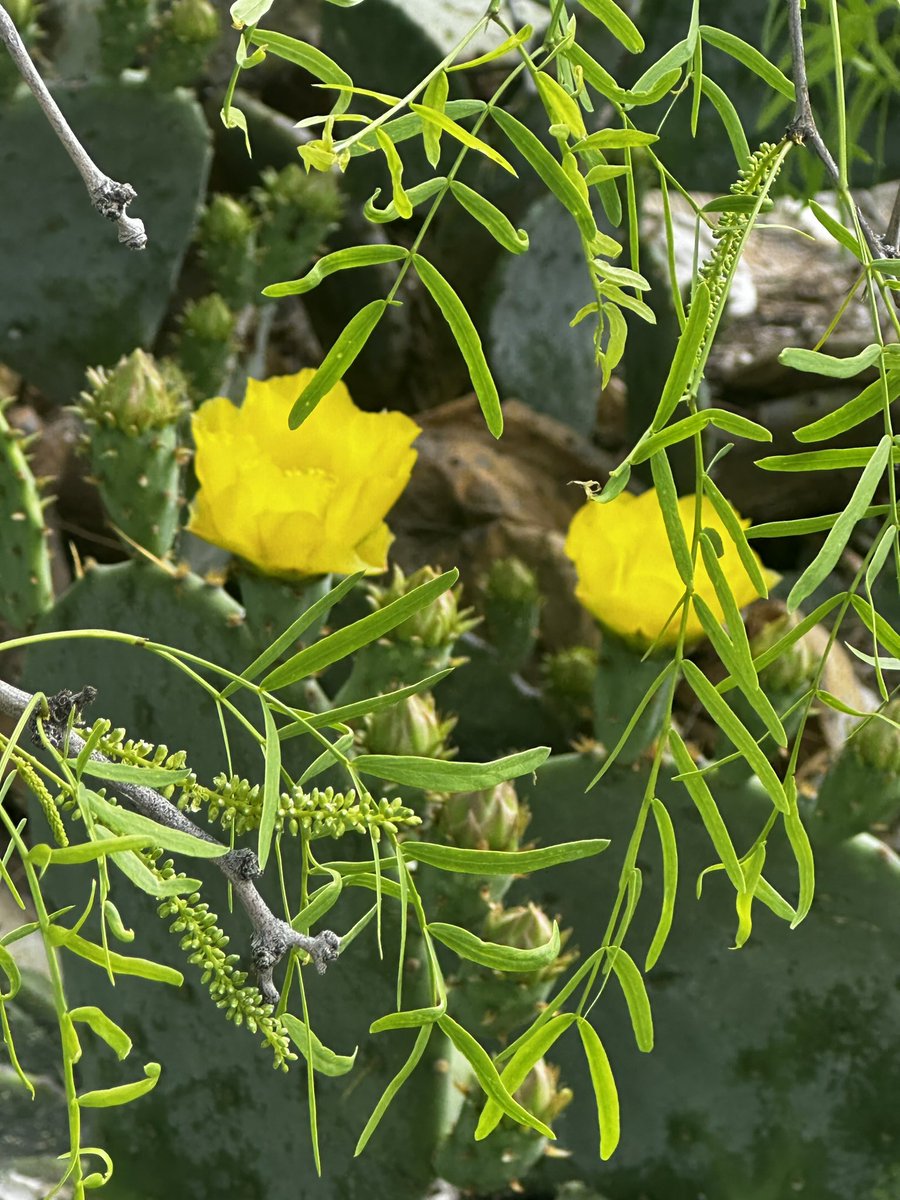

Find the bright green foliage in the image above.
[
  {"left": 3, "top": 0, "right": 900, "bottom": 1194},
  {"left": 0, "top": 403, "right": 53, "bottom": 630}
]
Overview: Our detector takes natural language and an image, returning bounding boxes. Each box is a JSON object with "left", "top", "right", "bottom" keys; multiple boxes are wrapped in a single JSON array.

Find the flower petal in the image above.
[{"left": 565, "top": 487, "right": 774, "bottom": 649}]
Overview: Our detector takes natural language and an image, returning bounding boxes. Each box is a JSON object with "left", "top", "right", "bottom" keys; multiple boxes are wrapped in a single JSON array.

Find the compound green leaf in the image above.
[
  {"left": 577, "top": 1017, "right": 620, "bottom": 1159},
  {"left": 450, "top": 181, "right": 529, "bottom": 253},
  {"left": 413, "top": 254, "right": 503, "bottom": 436},
  {"left": 288, "top": 301, "right": 388, "bottom": 428},
  {"left": 787, "top": 435, "right": 892, "bottom": 612},
  {"left": 439, "top": 1015, "right": 554, "bottom": 1140},
  {"left": 262, "top": 569, "right": 457, "bottom": 687},
  {"left": 403, "top": 838, "right": 608, "bottom": 874},
  {"left": 428, "top": 919, "right": 560, "bottom": 972},
  {"left": 354, "top": 745, "right": 549, "bottom": 791},
  {"left": 263, "top": 246, "right": 406, "bottom": 297},
  {"left": 78, "top": 1062, "right": 160, "bottom": 1108}
]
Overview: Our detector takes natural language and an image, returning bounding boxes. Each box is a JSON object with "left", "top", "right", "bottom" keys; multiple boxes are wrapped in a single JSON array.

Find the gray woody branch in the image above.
[
  {"left": 786, "top": 0, "right": 899, "bottom": 260},
  {"left": 0, "top": 3, "right": 147, "bottom": 249},
  {"left": 0, "top": 677, "right": 340, "bottom": 1005}
]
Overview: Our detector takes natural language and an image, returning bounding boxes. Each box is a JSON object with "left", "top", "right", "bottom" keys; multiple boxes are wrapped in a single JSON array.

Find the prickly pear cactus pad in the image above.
[
  {"left": 517, "top": 754, "right": 900, "bottom": 1200},
  {"left": 0, "top": 81, "right": 211, "bottom": 402}
]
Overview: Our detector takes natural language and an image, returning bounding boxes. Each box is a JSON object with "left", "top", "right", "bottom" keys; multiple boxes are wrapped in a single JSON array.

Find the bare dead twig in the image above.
[
  {"left": 0, "top": 4, "right": 147, "bottom": 249},
  {"left": 786, "top": 0, "right": 899, "bottom": 260}
]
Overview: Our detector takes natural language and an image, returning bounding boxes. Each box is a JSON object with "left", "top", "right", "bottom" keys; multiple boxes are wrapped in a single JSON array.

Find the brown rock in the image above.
[{"left": 389, "top": 396, "right": 616, "bottom": 649}]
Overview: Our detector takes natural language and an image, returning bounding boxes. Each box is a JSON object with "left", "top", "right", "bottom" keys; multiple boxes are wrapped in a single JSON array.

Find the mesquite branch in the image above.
[
  {"left": 0, "top": 677, "right": 339, "bottom": 1005},
  {"left": 0, "top": 4, "right": 147, "bottom": 249},
  {"left": 786, "top": 0, "right": 898, "bottom": 259}
]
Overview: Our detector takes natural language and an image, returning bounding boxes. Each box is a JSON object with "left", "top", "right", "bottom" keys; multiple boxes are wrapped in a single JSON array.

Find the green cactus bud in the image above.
[
  {"left": 202, "top": 195, "right": 254, "bottom": 245},
  {"left": 198, "top": 195, "right": 258, "bottom": 308},
  {"left": 363, "top": 692, "right": 456, "bottom": 759},
  {"left": 253, "top": 165, "right": 343, "bottom": 288},
  {"left": 484, "top": 900, "right": 553, "bottom": 951},
  {"left": 369, "top": 566, "right": 477, "bottom": 649},
  {"left": 812, "top": 699, "right": 900, "bottom": 844},
  {"left": 80, "top": 349, "right": 185, "bottom": 435},
  {"left": 482, "top": 902, "right": 575, "bottom": 981},
  {"left": 436, "top": 781, "right": 529, "bottom": 851},
  {"left": 450, "top": 902, "right": 576, "bottom": 1035},
  {"left": 98, "top": 0, "right": 154, "bottom": 77},
  {"left": 851, "top": 701, "right": 900, "bottom": 775},
  {"left": 749, "top": 608, "right": 818, "bottom": 694},
  {"left": 543, "top": 645, "right": 597, "bottom": 716},
  {"left": 514, "top": 1058, "right": 573, "bottom": 1126},
  {"left": 0, "top": 404, "right": 53, "bottom": 629},
  {"left": 148, "top": 0, "right": 220, "bottom": 91},
  {"left": 483, "top": 557, "right": 542, "bottom": 668},
  {"left": 78, "top": 352, "right": 187, "bottom": 557},
  {"left": 174, "top": 293, "right": 236, "bottom": 402}
]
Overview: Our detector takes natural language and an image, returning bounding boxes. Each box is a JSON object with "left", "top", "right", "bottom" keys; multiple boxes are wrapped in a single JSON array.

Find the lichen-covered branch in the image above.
[
  {"left": 0, "top": 676, "right": 339, "bottom": 1004},
  {"left": 0, "top": 3, "right": 147, "bottom": 249}
]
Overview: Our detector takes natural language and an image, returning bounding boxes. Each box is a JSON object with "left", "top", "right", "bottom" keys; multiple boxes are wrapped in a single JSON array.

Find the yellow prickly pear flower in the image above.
[
  {"left": 187, "top": 369, "right": 420, "bottom": 577},
  {"left": 564, "top": 488, "right": 778, "bottom": 648}
]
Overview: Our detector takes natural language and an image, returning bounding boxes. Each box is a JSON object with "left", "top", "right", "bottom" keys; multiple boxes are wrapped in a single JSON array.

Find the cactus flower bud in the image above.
[
  {"left": 78, "top": 351, "right": 187, "bottom": 556},
  {"left": 847, "top": 700, "right": 900, "bottom": 775},
  {"left": 253, "top": 165, "right": 343, "bottom": 285},
  {"left": 149, "top": 0, "right": 220, "bottom": 90},
  {"left": 202, "top": 195, "right": 255, "bottom": 246},
  {"left": 363, "top": 692, "right": 456, "bottom": 759},
  {"left": 543, "top": 645, "right": 597, "bottom": 714},
  {"left": 167, "top": 0, "right": 218, "bottom": 41},
  {"left": 198, "top": 196, "right": 257, "bottom": 307},
  {"left": 483, "top": 557, "right": 542, "bottom": 667},
  {"left": 514, "top": 1059, "right": 573, "bottom": 1126},
  {"left": 748, "top": 606, "right": 818, "bottom": 694},
  {"left": 80, "top": 349, "right": 185, "bottom": 434},
  {"left": 436, "top": 781, "right": 529, "bottom": 851},
  {"left": 369, "top": 566, "right": 476, "bottom": 649},
  {"left": 175, "top": 294, "right": 236, "bottom": 402},
  {"left": 483, "top": 901, "right": 554, "bottom": 951},
  {"left": 482, "top": 902, "right": 575, "bottom": 985}
]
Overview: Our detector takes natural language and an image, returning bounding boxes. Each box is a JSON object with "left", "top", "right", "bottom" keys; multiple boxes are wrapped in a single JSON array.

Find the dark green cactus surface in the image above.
[
  {"left": 515, "top": 752, "right": 900, "bottom": 1200},
  {"left": 0, "top": 81, "right": 211, "bottom": 403}
]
